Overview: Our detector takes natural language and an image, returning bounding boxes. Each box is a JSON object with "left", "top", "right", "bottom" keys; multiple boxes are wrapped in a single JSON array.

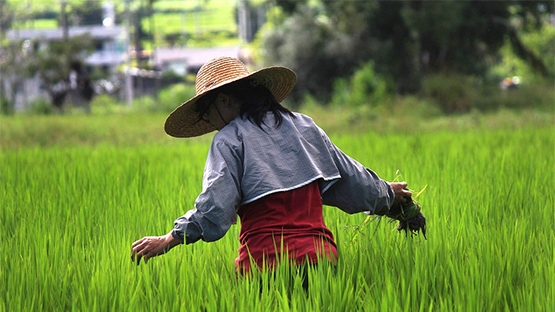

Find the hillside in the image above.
[{"left": 6, "top": 0, "right": 241, "bottom": 48}]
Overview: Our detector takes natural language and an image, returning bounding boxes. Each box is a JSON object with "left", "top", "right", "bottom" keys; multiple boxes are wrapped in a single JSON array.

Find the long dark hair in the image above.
[{"left": 195, "top": 79, "right": 295, "bottom": 129}]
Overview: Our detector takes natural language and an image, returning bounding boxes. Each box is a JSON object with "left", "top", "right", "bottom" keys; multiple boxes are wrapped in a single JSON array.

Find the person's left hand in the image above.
[
  {"left": 390, "top": 182, "right": 412, "bottom": 206},
  {"left": 131, "top": 232, "right": 180, "bottom": 265}
]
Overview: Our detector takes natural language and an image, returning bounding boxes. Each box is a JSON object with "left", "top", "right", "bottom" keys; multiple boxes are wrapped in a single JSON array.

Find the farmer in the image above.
[{"left": 131, "top": 56, "right": 418, "bottom": 273}]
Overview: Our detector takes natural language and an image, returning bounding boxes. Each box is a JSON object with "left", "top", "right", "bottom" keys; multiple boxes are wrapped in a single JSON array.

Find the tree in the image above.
[
  {"left": 0, "top": 40, "right": 30, "bottom": 114},
  {"left": 26, "top": 35, "right": 94, "bottom": 111},
  {"left": 262, "top": 0, "right": 553, "bottom": 102},
  {"left": 491, "top": 20, "right": 555, "bottom": 83},
  {"left": 261, "top": 5, "right": 373, "bottom": 105},
  {"left": 68, "top": 0, "right": 104, "bottom": 26},
  {"left": 503, "top": 2, "right": 553, "bottom": 78},
  {"left": 337, "top": 0, "right": 552, "bottom": 88},
  {"left": 0, "top": 0, "right": 17, "bottom": 114},
  {"left": 0, "top": 0, "right": 13, "bottom": 32},
  {"left": 273, "top": 0, "right": 308, "bottom": 15},
  {"left": 399, "top": 2, "right": 503, "bottom": 73}
]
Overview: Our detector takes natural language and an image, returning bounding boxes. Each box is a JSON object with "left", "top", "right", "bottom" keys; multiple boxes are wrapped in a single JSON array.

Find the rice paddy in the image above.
[{"left": 0, "top": 112, "right": 553, "bottom": 311}]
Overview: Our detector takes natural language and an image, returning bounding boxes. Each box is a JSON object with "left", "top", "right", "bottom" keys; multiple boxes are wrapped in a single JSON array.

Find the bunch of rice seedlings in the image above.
[
  {"left": 377, "top": 175, "right": 428, "bottom": 238},
  {"left": 387, "top": 198, "right": 427, "bottom": 239}
]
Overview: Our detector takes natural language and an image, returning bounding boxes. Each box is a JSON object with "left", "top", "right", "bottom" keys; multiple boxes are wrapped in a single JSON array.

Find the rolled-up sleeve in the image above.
[
  {"left": 320, "top": 133, "right": 394, "bottom": 214},
  {"left": 172, "top": 139, "right": 242, "bottom": 244}
]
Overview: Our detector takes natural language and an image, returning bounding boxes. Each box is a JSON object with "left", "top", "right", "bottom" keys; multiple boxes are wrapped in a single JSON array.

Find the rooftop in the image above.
[{"left": 152, "top": 46, "right": 241, "bottom": 71}]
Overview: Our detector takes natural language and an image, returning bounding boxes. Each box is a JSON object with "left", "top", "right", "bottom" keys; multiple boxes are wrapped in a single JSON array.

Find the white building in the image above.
[
  {"left": 7, "top": 25, "right": 126, "bottom": 69},
  {"left": 5, "top": 25, "right": 126, "bottom": 110},
  {"left": 152, "top": 46, "right": 242, "bottom": 76}
]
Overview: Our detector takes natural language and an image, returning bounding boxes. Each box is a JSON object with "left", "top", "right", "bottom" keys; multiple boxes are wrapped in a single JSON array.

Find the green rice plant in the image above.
[{"left": 0, "top": 115, "right": 553, "bottom": 311}]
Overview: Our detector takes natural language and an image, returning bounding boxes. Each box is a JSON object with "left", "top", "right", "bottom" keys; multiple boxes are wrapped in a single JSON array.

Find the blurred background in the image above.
[{"left": 0, "top": 0, "right": 553, "bottom": 116}]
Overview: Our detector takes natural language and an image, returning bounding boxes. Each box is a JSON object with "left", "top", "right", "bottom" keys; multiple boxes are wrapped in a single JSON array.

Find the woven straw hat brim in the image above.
[{"left": 165, "top": 65, "right": 296, "bottom": 138}]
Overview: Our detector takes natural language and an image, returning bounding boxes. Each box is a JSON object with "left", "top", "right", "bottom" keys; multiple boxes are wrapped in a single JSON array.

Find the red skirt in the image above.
[{"left": 235, "top": 181, "right": 337, "bottom": 273}]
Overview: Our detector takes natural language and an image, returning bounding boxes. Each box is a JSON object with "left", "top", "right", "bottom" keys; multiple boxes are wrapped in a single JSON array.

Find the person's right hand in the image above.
[
  {"left": 390, "top": 182, "right": 412, "bottom": 206},
  {"left": 131, "top": 232, "right": 180, "bottom": 265}
]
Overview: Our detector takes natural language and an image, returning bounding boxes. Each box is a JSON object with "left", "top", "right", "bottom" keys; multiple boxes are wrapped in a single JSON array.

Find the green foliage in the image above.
[
  {"left": 27, "top": 98, "right": 54, "bottom": 115},
  {"left": 131, "top": 96, "right": 158, "bottom": 113},
  {"left": 273, "top": 0, "right": 308, "bottom": 15},
  {"left": 66, "top": 0, "right": 103, "bottom": 26},
  {"left": 125, "top": 95, "right": 161, "bottom": 113},
  {"left": 524, "top": 24, "right": 555, "bottom": 77},
  {"left": 421, "top": 73, "right": 555, "bottom": 114},
  {"left": 491, "top": 23, "right": 555, "bottom": 83},
  {"left": 24, "top": 34, "right": 95, "bottom": 110},
  {"left": 321, "top": 0, "right": 377, "bottom": 33},
  {"left": 29, "top": 19, "right": 58, "bottom": 29},
  {"left": 261, "top": 5, "right": 369, "bottom": 105},
  {"left": 421, "top": 74, "right": 476, "bottom": 114},
  {"left": 401, "top": 0, "right": 509, "bottom": 74},
  {"left": 261, "top": 5, "right": 287, "bottom": 29},
  {"left": 88, "top": 84, "right": 196, "bottom": 115},
  {"left": 0, "top": 95, "right": 12, "bottom": 115},
  {"left": 158, "top": 70, "right": 186, "bottom": 89},
  {"left": 8, "top": 83, "right": 193, "bottom": 117},
  {"left": 262, "top": 0, "right": 552, "bottom": 100},
  {"left": 157, "top": 83, "right": 196, "bottom": 113},
  {"left": 388, "top": 95, "right": 443, "bottom": 119},
  {"left": 0, "top": 0, "right": 14, "bottom": 31},
  {"left": 90, "top": 94, "right": 121, "bottom": 115},
  {"left": 330, "top": 61, "right": 391, "bottom": 108},
  {"left": 475, "top": 82, "right": 555, "bottom": 112}
]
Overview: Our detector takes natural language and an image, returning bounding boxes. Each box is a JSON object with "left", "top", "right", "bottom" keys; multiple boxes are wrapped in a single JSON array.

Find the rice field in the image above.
[{"left": 0, "top": 112, "right": 554, "bottom": 311}]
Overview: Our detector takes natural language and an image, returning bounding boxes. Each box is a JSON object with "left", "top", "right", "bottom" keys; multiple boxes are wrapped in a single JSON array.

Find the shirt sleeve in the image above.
[
  {"left": 172, "top": 138, "right": 243, "bottom": 244},
  {"left": 319, "top": 131, "right": 394, "bottom": 214}
]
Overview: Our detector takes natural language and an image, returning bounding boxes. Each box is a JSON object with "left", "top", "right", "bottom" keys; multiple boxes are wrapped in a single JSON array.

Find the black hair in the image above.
[
  {"left": 194, "top": 95, "right": 213, "bottom": 123},
  {"left": 194, "top": 79, "right": 295, "bottom": 129}
]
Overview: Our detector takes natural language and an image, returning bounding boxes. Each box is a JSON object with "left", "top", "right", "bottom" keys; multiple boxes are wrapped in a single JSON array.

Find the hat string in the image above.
[{"left": 214, "top": 103, "right": 229, "bottom": 126}]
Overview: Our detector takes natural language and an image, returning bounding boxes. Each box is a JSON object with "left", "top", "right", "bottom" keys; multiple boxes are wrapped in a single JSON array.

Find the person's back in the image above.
[
  {"left": 236, "top": 181, "right": 336, "bottom": 272},
  {"left": 205, "top": 111, "right": 339, "bottom": 272}
]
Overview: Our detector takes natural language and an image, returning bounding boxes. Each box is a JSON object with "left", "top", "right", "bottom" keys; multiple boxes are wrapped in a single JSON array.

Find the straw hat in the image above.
[{"left": 164, "top": 56, "right": 297, "bottom": 138}]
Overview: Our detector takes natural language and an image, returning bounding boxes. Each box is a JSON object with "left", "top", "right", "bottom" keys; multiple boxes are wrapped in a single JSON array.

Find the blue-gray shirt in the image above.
[{"left": 172, "top": 112, "right": 394, "bottom": 244}]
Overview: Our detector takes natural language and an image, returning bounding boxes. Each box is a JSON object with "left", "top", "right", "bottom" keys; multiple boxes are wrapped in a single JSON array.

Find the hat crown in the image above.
[
  {"left": 195, "top": 57, "right": 250, "bottom": 95},
  {"left": 165, "top": 56, "right": 296, "bottom": 138}
]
